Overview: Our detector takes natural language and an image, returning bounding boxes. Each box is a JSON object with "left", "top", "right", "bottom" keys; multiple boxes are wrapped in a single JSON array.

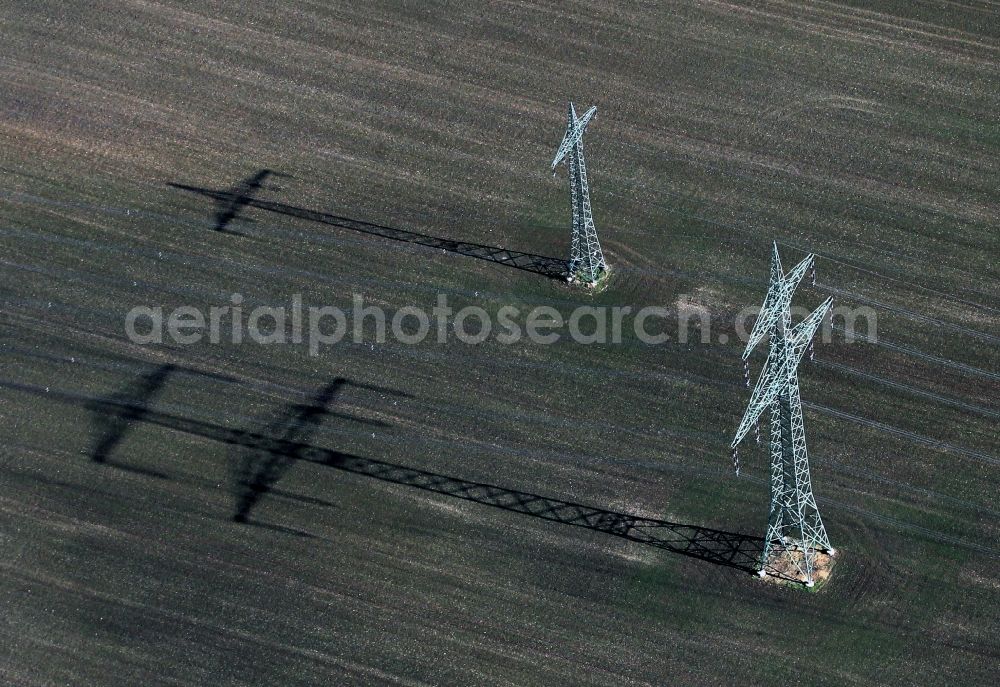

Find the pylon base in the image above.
[
  {"left": 569, "top": 266, "right": 611, "bottom": 291},
  {"left": 757, "top": 547, "right": 837, "bottom": 589}
]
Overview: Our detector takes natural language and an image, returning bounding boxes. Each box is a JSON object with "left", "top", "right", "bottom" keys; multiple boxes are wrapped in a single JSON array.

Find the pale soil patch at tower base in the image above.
[
  {"left": 758, "top": 549, "right": 837, "bottom": 590},
  {"left": 568, "top": 266, "right": 612, "bottom": 292}
]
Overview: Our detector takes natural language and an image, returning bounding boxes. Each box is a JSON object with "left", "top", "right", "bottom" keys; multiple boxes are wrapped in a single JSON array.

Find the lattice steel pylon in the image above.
[
  {"left": 552, "top": 102, "right": 607, "bottom": 284},
  {"left": 732, "top": 243, "right": 835, "bottom": 586}
]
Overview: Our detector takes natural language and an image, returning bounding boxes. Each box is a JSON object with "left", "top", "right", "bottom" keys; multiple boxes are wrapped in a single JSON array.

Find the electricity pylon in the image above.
[
  {"left": 552, "top": 102, "right": 607, "bottom": 285},
  {"left": 732, "top": 243, "right": 834, "bottom": 586}
]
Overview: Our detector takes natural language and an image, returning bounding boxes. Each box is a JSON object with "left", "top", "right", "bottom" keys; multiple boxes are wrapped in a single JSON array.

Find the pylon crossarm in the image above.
[
  {"left": 732, "top": 344, "right": 788, "bottom": 448},
  {"left": 782, "top": 254, "right": 815, "bottom": 298},
  {"left": 743, "top": 244, "right": 784, "bottom": 356},
  {"left": 743, "top": 249, "right": 814, "bottom": 358},
  {"left": 789, "top": 297, "right": 833, "bottom": 364},
  {"left": 744, "top": 282, "right": 786, "bottom": 358},
  {"left": 551, "top": 104, "right": 597, "bottom": 169}
]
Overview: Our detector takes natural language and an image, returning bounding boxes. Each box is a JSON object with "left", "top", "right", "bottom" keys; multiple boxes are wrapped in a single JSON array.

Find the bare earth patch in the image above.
[{"left": 759, "top": 549, "right": 837, "bottom": 590}]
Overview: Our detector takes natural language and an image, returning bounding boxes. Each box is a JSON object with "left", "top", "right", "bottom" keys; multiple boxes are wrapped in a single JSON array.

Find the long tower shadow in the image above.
[
  {"left": 319, "top": 453, "right": 763, "bottom": 573},
  {"left": 8, "top": 378, "right": 762, "bottom": 574},
  {"left": 169, "top": 173, "right": 569, "bottom": 279}
]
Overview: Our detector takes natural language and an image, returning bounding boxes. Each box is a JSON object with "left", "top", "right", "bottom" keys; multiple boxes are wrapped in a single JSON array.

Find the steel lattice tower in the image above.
[
  {"left": 552, "top": 102, "right": 607, "bottom": 284},
  {"left": 732, "top": 243, "right": 835, "bottom": 586}
]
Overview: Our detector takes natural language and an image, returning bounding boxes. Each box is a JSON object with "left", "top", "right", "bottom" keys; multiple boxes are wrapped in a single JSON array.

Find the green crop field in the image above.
[{"left": 1, "top": 1, "right": 997, "bottom": 684}]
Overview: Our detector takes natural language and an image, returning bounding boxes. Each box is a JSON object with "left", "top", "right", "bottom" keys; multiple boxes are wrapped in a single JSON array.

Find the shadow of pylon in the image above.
[
  {"left": 85, "top": 363, "right": 175, "bottom": 469},
  {"left": 9, "top": 377, "right": 762, "bottom": 574},
  {"left": 169, "top": 177, "right": 570, "bottom": 279},
  {"left": 320, "top": 454, "right": 764, "bottom": 573},
  {"left": 205, "top": 169, "right": 294, "bottom": 233},
  {"left": 230, "top": 378, "right": 382, "bottom": 523}
]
